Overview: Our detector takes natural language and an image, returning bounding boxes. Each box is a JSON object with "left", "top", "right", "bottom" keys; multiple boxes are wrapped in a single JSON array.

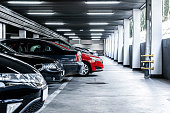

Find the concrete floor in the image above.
[{"left": 40, "top": 56, "right": 170, "bottom": 113}]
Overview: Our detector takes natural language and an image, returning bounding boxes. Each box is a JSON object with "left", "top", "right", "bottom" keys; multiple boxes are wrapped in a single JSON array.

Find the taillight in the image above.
[{"left": 75, "top": 54, "right": 79, "bottom": 62}]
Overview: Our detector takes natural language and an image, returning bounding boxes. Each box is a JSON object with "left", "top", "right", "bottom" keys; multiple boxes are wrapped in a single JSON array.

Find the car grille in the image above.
[{"left": 95, "top": 66, "right": 102, "bottom": 70}]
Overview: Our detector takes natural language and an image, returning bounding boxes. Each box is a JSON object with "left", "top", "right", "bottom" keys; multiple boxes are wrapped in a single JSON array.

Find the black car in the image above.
[
  {"left": 0, "top": 53, "right": 48, "bottom": 113},
  {"left": 1, "top": 39, "right": 84, "bottom": 76},
  {"left": 42, "top": 38, "right": 74, "bottom": 50},
  {"left": 0, "top": 43, "right": 65, "bottom": 82}
]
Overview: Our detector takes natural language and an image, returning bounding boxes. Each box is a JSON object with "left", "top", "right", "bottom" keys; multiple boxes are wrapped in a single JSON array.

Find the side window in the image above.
[
  {"left": 27, "top": 43, "right": 43, "bottom": 52},
  {"left": 18, "top": 43, "right": 27, "bottom": 52},
  {"left": 45, "top": 45, "right": 53, "bottom": 52},
  {"left": 4, "top": 42, "right": 18, "bottom": 52}
]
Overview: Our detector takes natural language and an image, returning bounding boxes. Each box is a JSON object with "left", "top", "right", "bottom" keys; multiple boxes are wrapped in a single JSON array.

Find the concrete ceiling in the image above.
[{"left": 1, "top": 0, "right": 146, "bottom": 40}]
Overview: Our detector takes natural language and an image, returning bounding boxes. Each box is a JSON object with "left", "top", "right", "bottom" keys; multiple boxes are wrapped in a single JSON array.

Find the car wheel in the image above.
[{"left": 82, "top": 62, "right": 90, "bottom": 75}]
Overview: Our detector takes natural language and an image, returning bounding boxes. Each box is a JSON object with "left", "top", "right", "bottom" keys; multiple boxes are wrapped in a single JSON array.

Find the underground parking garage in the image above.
[{"left": 1, "top": 0, "right": 170, "bottom": 113}]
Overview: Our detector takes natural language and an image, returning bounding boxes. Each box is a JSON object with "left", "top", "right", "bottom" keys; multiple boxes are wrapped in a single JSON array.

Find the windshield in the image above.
[{"left": 0, "top": 43, "right": 16, "bottom": 54}]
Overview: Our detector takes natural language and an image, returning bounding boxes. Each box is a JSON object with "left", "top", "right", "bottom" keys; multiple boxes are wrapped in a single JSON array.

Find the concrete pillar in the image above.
[
  {"left": 0, "top": 23, "right": 6, "bottom": 40},
  {"left": 109, "top": 35, "right": 112, "bottom": 58},
  {"left": 118, "top": 25, "right": 123, "bottom": 63},
  {"left": 19, "top": 30, "right": 26, "bottom": 38},
  {"left": 114, "top": 30, "right": 118, "bottom": 61},
  {"left": 132, "top": 9, "right": 141, "bottom": 69},
  {"left": 104, "top": 39, "right": 106, "bottom": 56},
  {"left": 111, "top": 33, "right": 115, "bottom": 59},
  {"left": 106, "top": 38, "right": 108, "bottom": 56},
  {"left": 123, "top": 19, "right": 130, "bottom": 66},
  {"left": 150, "top": 0, "right": 162, "bottom": 75},
  {"left": 33, "top": 34, "right": 39, "bottom": 38}
]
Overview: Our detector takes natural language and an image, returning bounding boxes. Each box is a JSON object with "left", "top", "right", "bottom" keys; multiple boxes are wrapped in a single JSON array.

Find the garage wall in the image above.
[{"left": 70, "top": 40, "right": 104, "bottom": 56}]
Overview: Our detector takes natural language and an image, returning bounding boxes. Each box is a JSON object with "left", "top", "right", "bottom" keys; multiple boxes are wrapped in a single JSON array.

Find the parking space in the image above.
[{"left": 37, "top": 56, "right": 170, "bottom": 113}]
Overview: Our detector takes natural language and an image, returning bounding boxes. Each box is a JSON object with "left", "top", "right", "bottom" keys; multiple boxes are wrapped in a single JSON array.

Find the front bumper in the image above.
[
  {"left": 41, "top": 69, "right": 65, "bottom": 82},
  {"left": 90, "top": 60, "right": 103, "bottom": 72},
  {"left": 0, "top": 85, "right": 48, "bottom": 113}
]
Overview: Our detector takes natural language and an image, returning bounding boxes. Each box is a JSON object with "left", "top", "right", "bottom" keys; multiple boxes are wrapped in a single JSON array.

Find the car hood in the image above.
[
  {"left": 10, "top": 53, "right": 55, "bottom": 65},
  {"left": 0, "top": 53, "right": 37, "bottom": 74}
]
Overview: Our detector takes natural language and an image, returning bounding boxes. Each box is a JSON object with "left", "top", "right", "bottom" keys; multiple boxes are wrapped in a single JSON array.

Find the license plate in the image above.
[{"left": 42, "top": 87, "right": 48, "bottom": 101}]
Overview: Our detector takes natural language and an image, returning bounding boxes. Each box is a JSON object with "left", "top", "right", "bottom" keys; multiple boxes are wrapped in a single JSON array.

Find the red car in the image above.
[{"left": 81, "top": 53, "right": 103, "bottom": 75}]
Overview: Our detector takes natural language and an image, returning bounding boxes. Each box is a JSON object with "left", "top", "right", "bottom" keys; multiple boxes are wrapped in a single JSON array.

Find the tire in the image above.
[{"left": 82, "top": 62, "right": 90, "bottom": 75}]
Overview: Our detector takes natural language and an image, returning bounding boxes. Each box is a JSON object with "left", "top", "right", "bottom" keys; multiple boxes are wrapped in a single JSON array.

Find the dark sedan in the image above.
[
  {"left": 0, "top": 43, "right": 65, "bottom": 82},
  {"left": 1, "top": 39, "right": 84, "bottom": 76},
  {"left": 0, "top": 53, "right": 48, "bottom": 113}
]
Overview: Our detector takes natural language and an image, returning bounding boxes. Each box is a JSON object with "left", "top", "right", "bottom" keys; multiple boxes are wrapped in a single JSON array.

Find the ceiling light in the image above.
[
  {"left": 91, "top": 36, "right": 101, "bottom": 38},
  {"left": 28, "top": 13, "right": 55, "bottom": 15},
  {"left": 72, "top": 39, "right": 80, "bottom": 40},
  {"left": 45, "top": 22, "right": 65, "bottom": 25},
  {"left": 87, "top": 12, "right": 114, "bottom": 15},
  {"left": 85, "top": 1, "right": 120, "bottom": 4},
  {"left": 91, "top": 33, "right": 103, "bottom": 35},
  {"left": 90, "top": 29, "right": 105, "bottom": 31},
  {"left": 69, "top": 36, "right": 79, "bottom": 38},
  {"left": 8, "top": 1, "right": 43, "bottom": 4},
  {"left": 64, "top": 33, "right": 75, "bottom": 35},
  {"left": 92, "top": 39, "right": 101, "bottom": 40},
  {"left": 57, "top": 29, "right": 71, "bottom": 31},
  {"left": 89, "top": 23, "right": 109, "bottom": 25},
  {"left": 80, "top": 29, "right": 84, "bottom": 31}
]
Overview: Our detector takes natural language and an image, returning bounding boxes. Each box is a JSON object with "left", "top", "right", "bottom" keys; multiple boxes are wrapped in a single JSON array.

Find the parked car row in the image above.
[{"left": 0, "top": 38, "right": 103, "bottom": 113}]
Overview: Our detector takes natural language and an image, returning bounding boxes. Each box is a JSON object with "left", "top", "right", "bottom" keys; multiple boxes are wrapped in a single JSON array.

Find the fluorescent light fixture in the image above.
[
  {"left": 72, "top": 39, "right": 80, "bottom": 40},
  {"left": 28, "top": 12, "right": 55, "bottom": 15},
  {"left": 87, "top": 13, "right": 114, "bottom": 15},
  {"left": 64, "top": 33, "right": 75, "bottom": 35},
  {"left": 91, "top": 36, "right": 101, "bottom": 38},
  {"left": 69, "top": 36, "right": 79, "bottom": 38},
  {"left": 92, "top": 39, "right": 100, "bottom": 40},
  {"left": 85, "top": 1, "right": 120, "bottom": 4},
  {"left": 80, "top": 29, "right": 84, "bottom": 31},
  {"left": 91, "top": 33, "right": 103, "bottom": 35},
  {"left": 90, "top": 29, "right": 105, "bottom": 31},
  {"left": 89, "top": 23, "right": 109, "bottom": 25},
  {"left": 45, "top": 22, "right": 65, "bottom": 25},
  {"left": 57, "top": 29, "right": 71, "bottom": 31},
  {"left": 8, "top": 1, "right": 43, "bottom": 4}
]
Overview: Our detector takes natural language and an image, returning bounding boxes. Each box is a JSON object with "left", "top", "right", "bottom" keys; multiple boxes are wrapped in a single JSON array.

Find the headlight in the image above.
[
  {"left": 43, "top": 63, "right": 57, "bottom": 70},
  {"left": 90, "top": 57, "right": 101, "bottom": 61},
  {"left": 0, "top": 73, "right": 46, "bottom": 88},
  {"left": 35, "top": 63, "right": 58, "bottom": 71}
]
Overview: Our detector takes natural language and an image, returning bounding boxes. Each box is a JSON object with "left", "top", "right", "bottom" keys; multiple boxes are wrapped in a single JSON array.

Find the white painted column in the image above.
[
  {"left": 109, "top": 36, "right": 111, "bottom": 57},
  {"left": 132, "top": 9, "right": 141, "bottom": 69},
  {"left": 123, "top": 19, "right": 130, "bottom": 66},
  {"left": 114, "top": 30, "right": 118, "bottom": 61},
  {"left": 19, "top": 30, "right": 26, "bottom": 38},
  {"left": 118, "top": 25, "right": 124, "bottom": 63},
  {"left": 106, "top": 38, "right": 108, "bottom": 56},
  {"left": 151, "top": 0, "right": 162, "bottom": 75},
  {"left": 109, "top": 35, "right": 112, "bottom": 57},
  {"left": 111, "top": 33, "right": 115, "bottom": 59},
  {"left": 0, "top": 23, "right": 6, "bottom": 40},
  {"left": 33, "top": 34, "right": 39, "bottom": 38}
]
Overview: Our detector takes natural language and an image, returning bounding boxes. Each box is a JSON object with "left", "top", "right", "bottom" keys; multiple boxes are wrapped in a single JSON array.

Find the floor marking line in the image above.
[{"left": 36, "top": 77, "right": 73, "bottom": 113}]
